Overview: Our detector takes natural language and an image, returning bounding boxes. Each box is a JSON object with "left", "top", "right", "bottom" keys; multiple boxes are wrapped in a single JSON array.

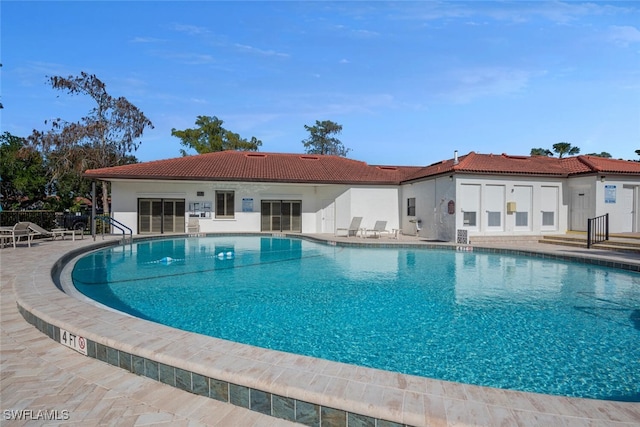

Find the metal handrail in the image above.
[
  {"left": 587, "top": 213, "right": 609, "bottom": 249},
  {"left": 94, "top": 215, "right": 133, "bottom": 244}
]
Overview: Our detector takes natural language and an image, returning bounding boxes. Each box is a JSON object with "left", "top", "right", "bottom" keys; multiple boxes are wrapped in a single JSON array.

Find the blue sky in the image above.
[{"left": 2, "top": 1, "right": 639, "bottom": 166}]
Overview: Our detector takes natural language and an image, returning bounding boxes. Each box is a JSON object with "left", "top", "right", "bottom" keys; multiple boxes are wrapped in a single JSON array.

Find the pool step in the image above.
[{"left": 539, "top": 234, "right": 640, "bottom": 254}]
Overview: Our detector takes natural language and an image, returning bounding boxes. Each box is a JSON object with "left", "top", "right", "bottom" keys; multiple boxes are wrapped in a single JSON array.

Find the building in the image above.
[{"left": 83, "top": 150, "right": 640, "bottom": 240}]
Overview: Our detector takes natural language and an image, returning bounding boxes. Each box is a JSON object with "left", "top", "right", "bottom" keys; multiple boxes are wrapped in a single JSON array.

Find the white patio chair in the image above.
[{"left": 335, "top": 216, "right": 363, "bottom": 237}]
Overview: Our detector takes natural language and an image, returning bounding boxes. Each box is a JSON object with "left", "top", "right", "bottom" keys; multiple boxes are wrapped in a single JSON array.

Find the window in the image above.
[
  {"left": 215, "top": 191, "right": 235, "bottom": 218},
  {"left": 188, "top": 201, "right": 212, "bottom": 218},
  {"left": 463, "top": 211, "right": 476, "bottom": 227},
  {"left": 515, "top": 212, "right": 528, "bottom": 227},
  {"left": 542, "top": 211, "right": 555, "bottom": 227},
  {"left": 407, "top": 198, "right": 416, "bottom": 216},
  {"left": 487, "top": 211, "right": 501, "bottom": 227}
]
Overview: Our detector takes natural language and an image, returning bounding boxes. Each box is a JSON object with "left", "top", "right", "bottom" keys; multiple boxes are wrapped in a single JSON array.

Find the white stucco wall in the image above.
[
  {"left": 567, "top": 175, "right": 640, "bottom": 233},
  {"left": 401, "top": 176, "right": 455, "bottom": 240},
  {"left": 107, "top": 171, "right": 639, "bottom": 238},
  {"left": 332, "top": 186, "right": 401, "bottom": 235},
  {"left": 110, "top": 180, "right": 400, "bottom": 235},
  {"left": 401, "top": 175, "right": 571, "bottom": 242},
  {"left": 453, "top": 175, "right": 568, "bottom": 238},
  {"left": 595, "top": 177, "right": 639, "bottom": 233},
  {"left": 345, "top": 187, "right": 400, "bottom": 231}
]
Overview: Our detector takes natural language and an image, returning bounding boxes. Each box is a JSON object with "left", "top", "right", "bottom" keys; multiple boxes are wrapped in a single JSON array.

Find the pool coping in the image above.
[{"left": 12, "top": 233, "right": 640, "bottom": 427}]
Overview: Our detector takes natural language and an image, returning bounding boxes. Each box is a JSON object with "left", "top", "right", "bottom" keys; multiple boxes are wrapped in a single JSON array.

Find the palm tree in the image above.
[
  {"left": 552, "top": 142, "right": 580, "bottom": 158},
  {"left": 530, "top": 148, "right": 553, "bottom": 156}
]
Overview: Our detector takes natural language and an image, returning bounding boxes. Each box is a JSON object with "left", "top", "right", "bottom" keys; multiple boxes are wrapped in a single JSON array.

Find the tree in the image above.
[
  {"left": 530, "top": 143, "right": 581, "bottom": 158},
  {"left": 530, "top": 148, "right": 552, "bottom": 156},
  {"left": 586, "top": 152, "right": 612, "bottom": 158},
  {"left": 302, "top": 120, "right": 350, "bottom": 156},
  {"left": 47, "top": 144, "right": 138, "bottom": 212},
  {"left": 171, "top": 116, "right": 262, "bottom": 156},
  {"left": 28, "top": 72, "right": 153, "bottom": 215},
  {"left": 552, "top": 142, "right": 580, "bottom": 158},
  {"left": 0, "top": 132, "right": 48, "bottom": 210}
]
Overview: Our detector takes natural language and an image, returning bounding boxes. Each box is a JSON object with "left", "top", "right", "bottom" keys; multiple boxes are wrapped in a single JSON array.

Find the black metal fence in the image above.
[
  {"left": 0, "top": 210, "right": 92, "bottom": 232},
  {"left": 587, "top": 213, "right": 609, "bottom": 249},
  {"left": 0, "top": 211, "right": 58, "bottom": 229}
]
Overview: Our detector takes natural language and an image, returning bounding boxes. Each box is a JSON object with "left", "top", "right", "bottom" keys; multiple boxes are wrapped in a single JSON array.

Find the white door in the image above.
[
  {"left": 322, "top": 200, "right": 335, "bottom": 233},
  {"left": 460, "top": 184, "right": 481, "bottom": 230},
  {"left": 541, "top": 186, "right": 560, "bottom": 231},
  {"left": 570, "top": 187, "right": 591, "bottom": 231},
  {"left": 612, "top": 186, "right": 634, "bottom": 233},
  {"left": 484, "top": 184, "right": 505, "bottom": 231},
  {"left": 513, "top": 185, "right": 532, "bottom": 231}
]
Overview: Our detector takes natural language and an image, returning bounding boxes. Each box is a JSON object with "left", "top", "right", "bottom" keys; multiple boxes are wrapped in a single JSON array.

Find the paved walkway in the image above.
[
  {"left": 1, "top": 237, "right": 301, "bottom": 426},
  {"left": 1, "top": 234, "right": 639, "bottom": 426}
]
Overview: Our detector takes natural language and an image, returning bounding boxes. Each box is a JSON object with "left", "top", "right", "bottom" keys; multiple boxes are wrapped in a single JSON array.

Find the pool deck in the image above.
[{"left": 1, "top": 233, "right": 639, "bottom": 426}]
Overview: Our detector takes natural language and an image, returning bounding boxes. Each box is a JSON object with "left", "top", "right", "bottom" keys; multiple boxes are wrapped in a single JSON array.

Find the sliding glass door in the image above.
[
  {"left": 138, "top": 198, "right": 185, "bottom": 234},
  {"left": 261, "top": 200, "right": 301, "bottom": 232}
]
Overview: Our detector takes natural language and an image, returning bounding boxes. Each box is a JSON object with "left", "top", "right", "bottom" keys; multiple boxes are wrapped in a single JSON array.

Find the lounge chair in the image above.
[
  {"left": 335, "top": 216, "right": 363, "bottom": 237},
  {"left": 364, "top": 220, "right": 391, "bottom": 238},
  {"left": 29, "top": 222, "right": 84, "bottom": 241},
  {"left": 27, "top": 223, "right": 55, "bottom": 239},
  {"left": 1, "top": 222, "right": 38, "bottom": 248}
]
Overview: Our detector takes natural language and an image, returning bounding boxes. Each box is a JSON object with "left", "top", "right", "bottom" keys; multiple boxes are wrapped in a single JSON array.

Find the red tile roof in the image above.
[
  {"left": 83, "top": 151, "right": 422, "bottom": 185},
  {"left": 83, "top": 150, "right": 640, "bottom": 184},
  {"left": 404, "top": 152, "right": 640, "bottom": 181},
  {"left": 576, "top": 155, "right": 640, "bottom": 174}
]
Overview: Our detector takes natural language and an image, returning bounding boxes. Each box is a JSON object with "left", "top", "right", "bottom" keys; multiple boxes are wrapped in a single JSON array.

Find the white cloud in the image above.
[
  {"left": 351, "top": 29, "right": 379, "bottom": 38},
  {"left": 171, "top": 23, "right": 210, "bottom": 36},
  {"left": 328, "top": 23, "right": 379, "bottom": 39},
  {"left": 443, "top": 67, "right": 536, "bottom": 103},
  {"left": 129, "top": 37, "right": 165, "bottom": 44},
  {"left": 149, "top": 50, "right": 216, "bottom": 65},
  {"left": 233, "top": 44, "right": 289, "bottom": 58},
  {"left": 402, "top": 1, "right": 629, "bottom": 26},
  {"left": 608, "top": 25, "right": 640, "bottom": 47}
]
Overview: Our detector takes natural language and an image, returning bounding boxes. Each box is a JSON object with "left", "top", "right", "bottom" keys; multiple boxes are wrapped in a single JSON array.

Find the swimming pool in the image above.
[{"left": 71, "top": 235, "right": 640, "bottom": 402}]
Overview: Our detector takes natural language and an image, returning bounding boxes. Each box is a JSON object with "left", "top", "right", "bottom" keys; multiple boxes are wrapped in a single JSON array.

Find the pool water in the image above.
[{"left": 72, "top": 236, "right": 640, "bottom": 401}]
